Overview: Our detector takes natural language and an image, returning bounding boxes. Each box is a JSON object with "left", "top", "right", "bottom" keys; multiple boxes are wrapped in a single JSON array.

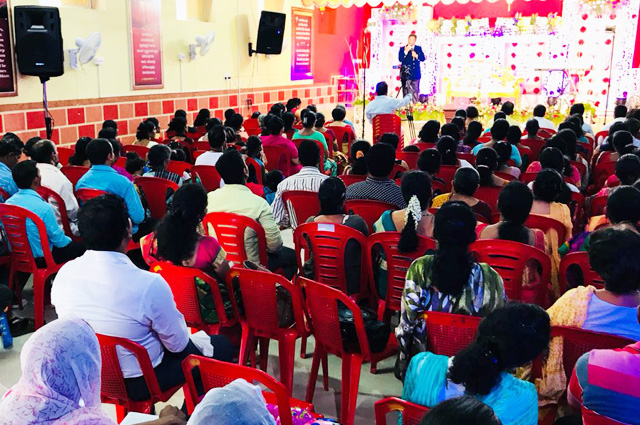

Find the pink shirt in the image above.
[
  {"left": 526, "top": 161, "right": 581, "bottom": 186},
  {"left": 261, "top": 134, "right": 301, "bottom": 175}
]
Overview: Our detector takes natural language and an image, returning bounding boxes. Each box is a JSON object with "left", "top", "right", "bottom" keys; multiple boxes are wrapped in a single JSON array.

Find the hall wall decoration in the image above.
[
  {"left": 0, "top": 0, "right": 16, "bottom": 97},
  {"left": 129, "top": 0, "right": 164, "bottom": 89}
]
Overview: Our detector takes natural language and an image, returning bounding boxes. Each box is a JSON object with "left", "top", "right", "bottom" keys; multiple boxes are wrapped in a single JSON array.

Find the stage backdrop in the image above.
[{"left": 129, "top": 0, "right": 163, "bottom": 90}]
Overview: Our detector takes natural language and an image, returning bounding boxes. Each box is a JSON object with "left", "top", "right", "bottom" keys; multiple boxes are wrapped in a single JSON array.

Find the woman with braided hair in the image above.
[{"left": 140, "top": 183, "right": 233, "bottom": 324}]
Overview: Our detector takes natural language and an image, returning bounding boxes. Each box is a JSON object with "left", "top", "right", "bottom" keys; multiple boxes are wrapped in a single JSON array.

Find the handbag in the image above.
[{"left": 338, "top": 302, "right": 390, "bottom": 354}]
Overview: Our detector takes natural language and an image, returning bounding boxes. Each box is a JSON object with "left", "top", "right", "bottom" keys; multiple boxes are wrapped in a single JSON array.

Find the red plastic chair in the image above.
[
  {"left": 327, "top": 124, "right": 356, "bottom": 153},
  {"left": 470, "top": 239, "right": 552, "bottom": 306},
  {"left": 191, "top": 141, "right": 211, "bottom": 152},
  {"left": 0, "top": 187, "right": 9, "bottom": 202},
  {"left": 74, "top": 188, "right": 108, "bottom": 206},
  {"left": 281, "top": 190, "right": 320, "bottom": 229},
  {"left": 293, "top": 222, "right": 368, "bottom": 297},
  {"left": 152, "top": 262, "right": 241, "bottom": 336},
  {"left": 192, "top": 150, "right": 206, "bottom": 162},
  {"left": 302, "top": 278, "right": 397, "bottom": 425},
  {"left": 398, "top": 151, "right": 419, "bottom": 170},
  {"left": 373, "top": 114, "right": 402, "bottom": 145},
  {"left": 570, "top": 192, "right": 586, "bottom": 231},
  {"left": 233, "top": 268, "right": 308, "bottom": 396},
  {"left": 245, "top": 157, "right": 264, "bottom": 185},
  {"left": 430, "top": 180, "right": 448, "bottom": 196},
  {"left": 61, "top": 165, "right": 89, "bottom": 187},
  {"left": 339, "top": 174, "right": 367, "bottom": 187},
  {"left": 374, "top": 397, "right": 429, "bottom": 425},
  {"left": 344, "top": 199, "right": 398, "bottom": 234},
  {"left": 203, "top": 212, "right": 268, "bottom": 266},
  {"left": 134, "top": 177, "right": 178, "bottom": 220},
  {"left": 595, "top": 130, "right": 608, "bottom": 145},
  {"left": 96, "top": 334, "right": 182, "bottom": 422},
  {"left": 434, "top": 165, "right": 458, "bottom": 188},
  {"left": 424, "top": 311, "right": 482, "bottom": 357},
  {"left": 588, "top": 195, "right": 608, "bottom": 218},
  {"left": 520, "top": 138, "right": 547, "bottom": 162},
  {"left": 122, "top": 144, "right": 150, "bottom": 158},
  {"left": 56, "top": 146, "right": 74, "bottom": 166},
  {"left": 114, "top": 157, "right": 127, "bottom": 169},
  {"left": 244, "top": 118, "right": 261, "bottom": 135},
  {"left": 559, "top": 251, "right": 605, "bottom": 293},
  {"left": 519, "top": 172, "right": 538, "bottom": 184},
  {"left": 166, "top": 160, "right": 191, "bottom": 176},
  {"left": 474, "top": 186, "right": 503, "bottom": 211},
  {"left": 0, "top": 204, "right": 68, "bottom": 330},
  {"left": 593, "top": 161, "right": 616, "bottom": 189},
  {"left": 181, "top": 356, "right": 319, "bottom": 423},
  {"left": 581, "top": 407, "right": 627, "bottom": 425},
  {"left": 525, "top": 214, "right": 568, "bottom": 244},
  {"left": 192, "top": 165, "right": 222, "bottom": 192},
  {"left": 36, "top": 186, "right": 76, "bottom": 239},
  {"left": 264, "top": 146, "right": 293, "bottom": 176},
  {"left": 458, "top": 153, "right": 475, "bottom": 165},
  {"left": 494, "top": 171, "right": 517, "bottom": 181},
  {"left": 366, "top": 232, "right": 435, "bottom": 324}
]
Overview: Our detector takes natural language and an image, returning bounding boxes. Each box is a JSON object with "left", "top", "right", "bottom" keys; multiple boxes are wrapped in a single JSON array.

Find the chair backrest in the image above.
[
  {"left": 0, "top": 187, "right": 9, "bottom": 203},
  {"left": 233, "top": 268, "right": 306, "bottom": 337},
  {"left": 192, "top": 141, "right": 211, "bottom": 152},
  {"left": 470, "top": 239, "right": 551, "bottom": 305},
  {"left": 366, "top": 232, "right": 435, "bottom": 312},
  {"left": 281, "top": 190, "right": 321, "bottom": 229},
  {"left": 245, "top": 157, "right": 263, "bottom": 185},
  {"left": 192, "top": 165, "right": 222, "bottom": 193},
  {"left": 300, "top": 277, "right": 371, "bottom": 359},
  {"left": 0, "top": 204, "right": 55, "bottom": 272},
  {"left": 153, "top": 262, "right": 236, "bottom": 329},
  {"left": 181, "top": 355, "right": 296, "bottom": 425},
  {"left": 372, "top": 114, "right": 402, "bottom": 144},
  {"left": 294, "top": 222, "right": 368, "bottom": 294},
  {"left": 434, "top": 165, "right": 458, "bottom": 187},
  {"left": 519, "top": 172, "right": 538, "bottom": 184},
  {"left": 520, "top": 138, "right": 546, "bottom": 162},
  {"left": 263, "top": 146, "right": 292, "bottom": 176},
  {"left": 56, "top": 146, "right": 75, "bottom": 166},
  {"left": 571, "top": 160, "right": 588, "bottom": 177},
  {"left": 338, "top": 174, "right": 367, "bottom": 187},
  {"left": 593, "top": 161, "right": 616, "bottom": 189},
  {"left": 203, "top": 212, "right": 268, "bottom": 265},
  {"left": 474, "top": 186, "right": 502, "bottom": 211},
  {"left": 327, "top": 124, "right": 355, "bottom": 153},
  {"left": 525, "top": 214, "right": 568, "bottom": 244},
  {"left": 425, "top": 312, "right": 482, "bottom": 357},
  {"left": 134, "top": 177, "right": 179, "bottom": 220},
  {"left": 96, "top": 334, "right": 162, "bottom": 406},
  {"left": 458, "top": 153, "right": 475, "bottom": 165},
  {"left": 122, "top": 144, "right": 150, "bottom": 158},
  {"left": 36, "top": 186, "right": 74, "bottom": 238},
  {"left": 374, "top": 397, "right": 429, "bottom": 425},
  {"left": 166, "top": 160, "right": 192, "bottom": 176},
  {"left": 559, "top": 251, "right": 605, "bottom": 293},
  {"left": 595, "top": 130, "right": 608, "bottom": 145},
  {"left": 344, "top": 199, "right": 398, "bottom": 234},
  {"left": 61, "top": 165, "right": 89, "bottom": 187},
  {"left": 398, "top": 151, "right": 419, "bottom": 170},
  {"left": 588, "top": 195, "right": 608, "bottom": 218},
  {"left": 75, "top": 188, "right": 108, "bottom": 207},
  {"left": 494, "top": 171, "right": 517, "bottom": 182},
  {"left": 430, "top": 180, "right": 448, "bottom": 197}
]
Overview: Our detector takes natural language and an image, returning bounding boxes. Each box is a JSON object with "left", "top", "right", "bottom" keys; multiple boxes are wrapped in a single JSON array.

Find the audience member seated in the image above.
[
  {"left": 462, "top": 120, "right": 483, "bottom": 151},
  {"left": 500, "top": 101, "right": 519, "bottom": 126},
  {"left": 226, "top": 113, "right": 248, "bottom": 141},
  {"left": 596, "top": 153, "right": 640, "bottom": 197},
  {"left": 532, "top": 104, "right": 556, "bottom": 130},
  {"left": 465, "top": 105, "right": 479, "bottom": 124},
  {"left": 570, "top": 103, "right": 594, "bottom": 135},
  {"left": 193, "top": 108, "right": 210, "bottom": 129},
  {"left": 596, "top": 121, "right": 629, "bottom": 156},
  {"left": 373, "top": 171, "right": 434, "bottom": 297},
  {"left": 540, "top": 227, "right": 640, "bottom": 406},
  {"left": 144, "top": 144, "right": 184, "bottom": 185},
  {"left": 345, "top": 143, "right": 407, "bottom": 209},
  {"left": 420, "top": 396, "right": 501, "bottom": 425},
  {"left": 343, "top": 139, "right": 370, "bottom": 175},
  {"left": 507, "top": 125, "right": 532, "bottom": 170},
  {"left": 293, "top": 110, "right": 337, "bottom": 176},
  {"left": 271, "top": 140, "right": 328, "bottom": 228},
  {"left": 527, "top": 147, "right": 578, "bottom": 206},
  {"left": 437, "top": 135, "right": 472, "bottom": 168},
  {"left": 476, "top": 147, "right": 507, "bottom": 188},
  {"left": 22, "top": 136, "right": 40, "bottom": 160},
  {"left": 417, "top": 148, "right": 446, "bottom": 188},
  {"left": 441, "top": 122, "right": 461, "bottom": 144},
  {"left": 6, "top": 160, "right": 85, "bottom": 265},
  {"left": 125, "top": 152, "right": 146, "bottom": 177},
  {"left": 68, "top": 136, "right": 92, "bottom": 167},
  {"left": 282, "top": 111, "right": 297, "bottom": 138},
  {"left": 395, "top": 201, "right": 506, "bottom": 379},
  {"left": 0, "top": 134, "right": 23, "bottom": 198},
  {"left": 106, "top": 138, "right": 134, "bottom": 182},
  {"left": 403, "top": 303, "right": 550, "bottom": 425},
  {"left": 31, "top": 139, "right": 80, "bottom": 236},
  {"left": 494, "top": 141, "right": 521, "bottom": 178},
  {"left": 166, "top": 116, "right": 194, "bottom": 148},
  {"left": 76, "top": 138, "right": 149, "bottom": 238},
  {"left": 207, "top": 149, "right": 297, "bottom": 279},
  {"left": 431, "top": 168, "right": 493, "bottom": 222},
  {"left": 261, "top": 115, "right": 301, "bottom": 176},
  {"left": 567, "top": 307, "right": 640, "bottom": 424},
  {"left": 451, "top": 117, "right": 467, "bottom": 147},
  {"left": 472, "top": 119, "right": 522, "bottom": 167},
  {"left": 523, "top": 119, "right": 544, "bottom": 141},
  {"left": 597, "top": 130, "right": 635, "bottom": 165},
  {"left": 365, "top": 81, "right": 411, "bottom": 123},
  {"left": 379, "top": 132, "right": 409, "bottom": 172},
  {"left": 601, "top": 104, "right": 628, "bottom": 133},
  {"left": 305, "top": 177, "right": 368, "bottom": 295},
  {"left": 51, "top": 194, "right": 233, "bottom": 402},
  {"left": 134, "top": 120, "right": 158, "bottom": 148},
  {"left": 329, "top": 106, "right": 356, "bottom": 138},
  {"left": 195, "top": 125, "right": 226, "bottom": 167},
  {"left": 414, "top": 120, "right": 440, "bottom": 150},
  {"left": 102, "top": 118, "right": 118, "bottom": 135},
  {"left": 0, "top": 317, "right": 187, "bottom": 425}
]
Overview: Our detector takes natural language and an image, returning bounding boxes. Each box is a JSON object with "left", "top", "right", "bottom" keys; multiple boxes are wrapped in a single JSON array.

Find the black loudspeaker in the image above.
[
  {"left": 14, "top": 6, "right": 64, "bottom": 79},
  {"left": 255, "top": 11, "right": 286, "bottom": 55}
]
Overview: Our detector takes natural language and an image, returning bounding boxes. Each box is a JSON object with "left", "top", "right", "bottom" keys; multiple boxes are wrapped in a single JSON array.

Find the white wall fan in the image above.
[{"left": 69, "top": 32, "right": 102, "bottom": 70}]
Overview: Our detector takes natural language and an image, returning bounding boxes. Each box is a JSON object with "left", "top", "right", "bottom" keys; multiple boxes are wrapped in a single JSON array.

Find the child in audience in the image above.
[
  {"left": 68, "top": 136, "right": 92, "bottom": 167},
  {"left": 343, "top": 139, "right": 370, "bottom": 175},
  {"left": 125, "top": 151, "right": 145, "bottom": 176}
]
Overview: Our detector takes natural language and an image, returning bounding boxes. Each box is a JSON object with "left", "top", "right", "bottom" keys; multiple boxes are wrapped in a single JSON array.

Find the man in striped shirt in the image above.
[{"left": 271, "top": 140, "right": 328, "bottom": 228}]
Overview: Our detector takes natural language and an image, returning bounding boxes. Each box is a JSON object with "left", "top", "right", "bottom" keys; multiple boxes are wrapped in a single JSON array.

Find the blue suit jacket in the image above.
[{"left": 398, "top": 45, "right": 425, "bottom": 80}]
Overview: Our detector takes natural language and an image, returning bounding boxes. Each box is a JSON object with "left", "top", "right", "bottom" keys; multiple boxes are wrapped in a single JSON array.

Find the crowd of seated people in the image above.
[{"left": 0, "top": 93, "right": 639, "bottom": 425}]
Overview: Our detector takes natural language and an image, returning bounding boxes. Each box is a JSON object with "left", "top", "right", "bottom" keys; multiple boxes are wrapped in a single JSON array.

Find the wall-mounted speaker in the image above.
[{"left": 14, "top": 6, "right": 64, "bottom": 79}]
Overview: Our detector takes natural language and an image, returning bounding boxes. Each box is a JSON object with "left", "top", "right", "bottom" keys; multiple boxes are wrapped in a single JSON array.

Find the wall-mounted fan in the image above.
[
  {"left": 189, "top": 31, "right": 215, "bottom": 60},
  {"left": 69, "top": 32, "right": 102, "bottom": 70}
]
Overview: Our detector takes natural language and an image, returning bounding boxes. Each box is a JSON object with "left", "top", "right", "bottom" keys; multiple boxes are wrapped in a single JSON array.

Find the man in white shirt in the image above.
[
  {"left": 365, "top": 82, "right": 411, "bottom": 123},
  {"left": 194, "top": 125, "right": 226, "bottom": 167},
  {"left": 30, "top": 139, "right": 80, "bottom": 236},
  {"left": 271, "top": 140, "right": 328, "bottom": 228},
  {"left": 51, "top": 194, "right": 232, "bottom": 401},
  {"left": 532, "top": 104, "right": 556, "bottom": 130},
  {"left": 601, "top": 104, "right": 628, "bottom": 133}
]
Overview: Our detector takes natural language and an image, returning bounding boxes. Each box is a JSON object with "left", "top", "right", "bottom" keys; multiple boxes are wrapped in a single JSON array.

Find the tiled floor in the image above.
[{"left": 0, "top": 230, "right": 404, "bottom": 424}]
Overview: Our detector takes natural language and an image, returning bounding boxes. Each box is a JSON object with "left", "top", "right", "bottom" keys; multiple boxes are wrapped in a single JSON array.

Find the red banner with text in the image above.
[
  {"left": 129, "top": 0, "right": 163, "bottom": 89},
  {"left": 0, "top": 0, "right": 16, "bottom": 96},
  {"left": 291, "top": 8, "right": 313, "bottom": 81}
]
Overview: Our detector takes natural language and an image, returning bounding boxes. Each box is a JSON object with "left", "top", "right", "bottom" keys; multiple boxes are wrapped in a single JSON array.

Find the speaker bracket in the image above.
[{"left": 248, "top": 42, "right": 255, "bottom": 57}]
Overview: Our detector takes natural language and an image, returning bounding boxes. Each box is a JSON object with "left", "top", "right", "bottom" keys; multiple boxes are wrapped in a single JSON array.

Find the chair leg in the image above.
[
  {"left": 341, "top": 353, "right": 362, "bottom": 425},
  {"left": 238, "top": 324, "right": 251, "bottom": 366},
  {"left": 278, "top": 333, "right": 296, "bottom": 397},
  {"left": 259, "top": 337, "right": 270, "bottom": 372},
  {"left": 300, "top": 334, "right": 308, "bottom": 359},
  {"left": 115, "top": 405, "right": 128, "bottom": 423},
  {"left": 305, "top": 345, "right": 323, "bottom": 403},
  {"left": 33, "top": 272, "right": 45, "bottom": 330},
  {"left": 322, "top": 353, "right": 329, "bottom": 391}
]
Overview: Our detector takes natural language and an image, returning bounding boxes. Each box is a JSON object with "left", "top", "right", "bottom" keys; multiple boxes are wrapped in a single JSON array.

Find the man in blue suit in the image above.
[{"left": 398, "top": 33, "right": 425, "bottom": 102}]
